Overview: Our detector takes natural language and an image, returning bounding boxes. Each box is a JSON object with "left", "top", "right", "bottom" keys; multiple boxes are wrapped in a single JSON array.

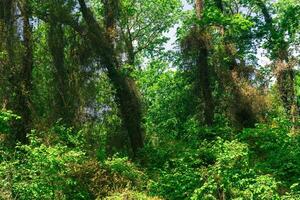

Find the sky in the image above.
[{"left": 164, "top": 0, "right": 193, "bottom": 51}]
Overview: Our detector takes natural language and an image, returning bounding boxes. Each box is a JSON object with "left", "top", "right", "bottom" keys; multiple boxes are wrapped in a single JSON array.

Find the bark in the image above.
[
  {"left": 4, "top": 1, "right": 33, "bottom": 143},
  {"left": 277, "top": 63, "right": 296, "bottom": 117},
  {"left": 195, "top": 0, "right": 204, "bottom": 18},
  {"left": 124, "top": 25, "right": 135, "bottom": 65},
  {"left": 0, "top": 0, "right": 13, "bottom": 107},
  {"left": 197, "top": 41, "right": 214, "bottom": 125},
  {"left": 0, "top": 0, "right": 33, "bottom": 143},
  {"left": 102, "top": 0, "right": 119, "bottom": 40},
  {"left": 78, "top": 0, "right": 144, "bottom": 156},
  {"left": 3, "top": 0, "right": 15, "bottom": 66},
  {"left": 195, "top": 0, "right": 215, "bottom": 125},
  {"left": 13, "top": 0, "right": 33, "bottom": 143}
]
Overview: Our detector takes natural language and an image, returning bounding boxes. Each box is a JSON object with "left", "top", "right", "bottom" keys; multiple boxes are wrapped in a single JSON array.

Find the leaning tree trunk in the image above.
[
  {"left": 78, "top": 0, "right": 144, "bottom": 156},
  {"left": 111, "top": 74, "right": 144, "bottom": 156}
]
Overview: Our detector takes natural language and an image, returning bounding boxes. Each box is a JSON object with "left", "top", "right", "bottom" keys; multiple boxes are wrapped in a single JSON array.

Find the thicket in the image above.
[{"left": 0, "top": 0, "right": 300, "bottom": 199}]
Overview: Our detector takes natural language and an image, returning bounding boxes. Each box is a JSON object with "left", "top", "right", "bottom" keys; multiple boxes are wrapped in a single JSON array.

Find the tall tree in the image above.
[
  {"left": 211, "top": 0, "right": 259, "bottom": 128},
  {"left": 0, "top": 0, "right": 34, "bottom": 143},
  {"left": 76, "top": 0, "right": 144, "bottom": 156},
  {"left": 181, "top": 0, "right": 215, "bottom": 126},
  {"left": 195, "top": 0, "right": 215, "bottom": 126},
  {"left": 32, "top": 0, "right": 180, "bottom": 156},
  {"left": 254, "top": 0, "right": 298, "bottom": 120},
  {"left": 15, "top": 0, "right": 34, "bottom": 142}
]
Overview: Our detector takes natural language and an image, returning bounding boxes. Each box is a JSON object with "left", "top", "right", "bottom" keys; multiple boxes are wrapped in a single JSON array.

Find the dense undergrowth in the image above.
[
  {"left": 1, "top": 0, "right": 299, "bottom": 199},
  {"left": 1, "top": 63, "right": 300, "bottom": 200},
  {"left": 2, "top": 108, "right": 300, "bottom": 199}
]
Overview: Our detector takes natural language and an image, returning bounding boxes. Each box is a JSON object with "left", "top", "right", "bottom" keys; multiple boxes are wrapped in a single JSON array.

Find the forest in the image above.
[{"left": 0, "top": 0, "right": 300, "bottom": 199}]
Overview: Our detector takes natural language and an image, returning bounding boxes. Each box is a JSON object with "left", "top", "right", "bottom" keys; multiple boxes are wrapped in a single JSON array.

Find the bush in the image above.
[
  {"left": 0, "top": 110, "right": 20, "bottom": 134},
  {"left": 192, "top": 139, "right": 281, "bottom": 200},
  {"left": 148, "top": 147, "right": 203, "bottom": 200},
  {"left": 0, "top": 134, "right": 87, "bottom": 200},
  {"left": 104, "top": 190, "right": 161, "bottom": 200},
  {"left": 239, "top": 120, "right": 300, "bottom": 186},
  {"left": 0, "top": 116, "right": 149, "bottom": 200}
]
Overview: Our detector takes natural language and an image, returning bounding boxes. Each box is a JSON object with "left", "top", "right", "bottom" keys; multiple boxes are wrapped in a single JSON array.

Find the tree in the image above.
[
  {"left": 0, "top": 0, "right": 33, "bottom": 143},
  {"left": 31, "top": 0, "right": 180, "bottom": 156},
  {"left": 181, "top": 0, "right": 215, "bottom": 126},
  {"left": 253, "top": 0, "right": 299, "bottom": 121}
]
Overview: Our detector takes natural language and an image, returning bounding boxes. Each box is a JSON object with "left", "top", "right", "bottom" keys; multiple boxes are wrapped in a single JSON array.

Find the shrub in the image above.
[
  {"left": 104, "top": 190, "right": 161, "bottom": 200},
  {"left": 0, "top": 110, "right": 20, "bottom": 134},
  {"left": 104, "top": 155, "right": 146, "bottom": 187},
  {"left": 239, "top": 120, "right": 300, "bottom": 186},
  {"left": 0, "top": 127, "right": 89, "bottom": 200},
  {"left": 192, "top": 139, "right": 281, "bottom": 200},
  {"left": 148, "top": 147, "right": 202, "bottom": 200}
]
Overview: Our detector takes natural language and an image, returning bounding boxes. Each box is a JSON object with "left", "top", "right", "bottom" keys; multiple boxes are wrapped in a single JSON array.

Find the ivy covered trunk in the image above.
[
  {"left": 16, "top": 0, "right": 33, "bottom": 143},
  {"left": 197, "top": 41, "right": 214, "bottom": 126},
  {"left": 256, "top": 0, "right": 298, "bottom": 120},
  {"left": 195, "top": 0, "right": 215, "bottom": 125},
  {"left": 109, "top": 73, "right": 144, "bottom": 157},
  {"left": 2, "top": 0, "right": 34, "bottom": 143},
  {"left": 78, "top": 0, "right": 144, "bottom": 156}
]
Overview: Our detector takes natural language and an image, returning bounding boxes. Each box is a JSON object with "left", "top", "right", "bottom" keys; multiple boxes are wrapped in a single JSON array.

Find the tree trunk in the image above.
[
  {"left": 78, "top": 0, "right": 144, "bottom": 156},
  {"left": 0, "top": 0, "right": 15, "bottom": 109},
  {"left": 0, "top": 0, "right": 33, "bottom": 143},
  {"left": 197, "top": 43, "right": 214, "bottom": 125},
  {"left": 13, "top": 0, "right": 33, "bottom": 143},
  {"left": 195, "top": 0, "right": 204, "bottom": 18},
  {"left": 0, "top": 0, "right": 11, "bottom": 108},
  {"left": 195, "top": 0, "right": 215, "bottom": 125},
  {"left": 214, "top": 0, "right": 223, "bottom": 12},
  {"left": 255, "top": 0, "right": 297, "bottom": 118}
]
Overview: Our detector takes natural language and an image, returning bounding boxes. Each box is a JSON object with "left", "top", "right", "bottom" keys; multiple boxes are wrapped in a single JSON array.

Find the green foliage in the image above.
[
  {"left": 105, "top": 190, "right": 161, "bottom": 200},
  {"left": 0, "top": 110, "right": 20, "bottom": 134},
  {"left": 240, "top": 120, "right": 300, "bottom": 185},
  {"left": 148, "top": 148, "right": 202, "bottom": 200},
  {"left": 50, "top": 120, "right": 85, "bottom": 147},
  {"left": 275, "top": 0, "right": 300, "bottom": 41},
  {"left": 146, "top": 135, "right": 286, "bottom": 200},
  {"left": 0, "top": 133, "right": 87, "bottom": 200},
  {"left": 1, "top": 0, "right": 300, "bottom": 199},
  {"left": 138, "top": 61, "right": 195, "bottom": 140},
  {"left": 104, "top": 155, "right": 146, "bottom": 185},
  {"left": 119, "top": 0, "right": 182, "bottom": 58},
  {"left": 192, "top": 139, "right": 280, "bottom": 200},
  {"left": 0, "top": 129, "right": 147, "bottom": 199}
]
